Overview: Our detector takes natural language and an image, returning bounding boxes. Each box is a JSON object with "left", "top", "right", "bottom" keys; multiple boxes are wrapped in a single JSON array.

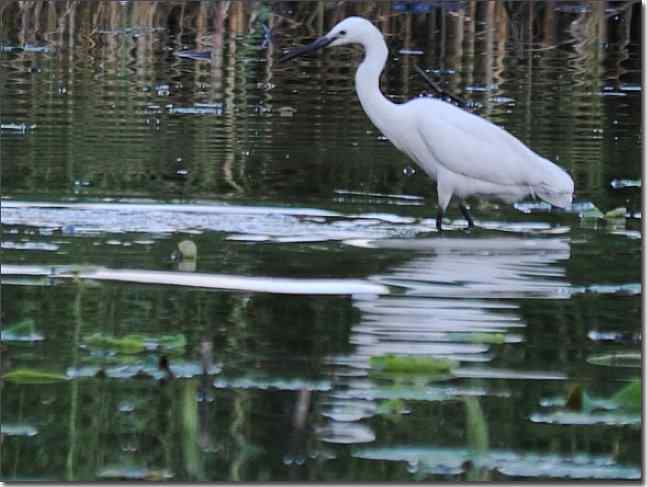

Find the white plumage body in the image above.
[
  {"left": 373, "top": 97, "right": 574, "bottom": 210},
  {"left": 282, "top": 17, "right": 574, "bottom": 227}
]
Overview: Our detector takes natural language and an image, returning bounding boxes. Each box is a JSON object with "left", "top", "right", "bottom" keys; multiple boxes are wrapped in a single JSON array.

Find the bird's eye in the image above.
[{"left": 339, "top": 30, "right": 346, "bottom": 36}]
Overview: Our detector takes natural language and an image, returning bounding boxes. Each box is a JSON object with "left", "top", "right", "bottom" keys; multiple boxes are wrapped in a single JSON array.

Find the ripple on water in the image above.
[
  {"left": 317, "top": 421, "right": 376, "bottom": 444},
  {"left": 529, "top": 410, "right": 640, "bottom": 427},
  {"left": 1, "top": 423, "right": 39, "bottom": 437},
  {"left": 320, "top": 400, "right": 377, "bottom": 422},
  {"left": 353, "top": 447, "right": 641, "bottom": 480},
  {"left": 213, "top": 376, "right": 331, "bottom": 391},
  {"left": 2, "top": 241, "right": 59, "bottom": 251}
]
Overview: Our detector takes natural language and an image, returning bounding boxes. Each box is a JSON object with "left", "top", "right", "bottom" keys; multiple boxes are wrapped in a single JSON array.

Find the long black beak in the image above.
[{"left": 279, "top": 35, "right": 335, "bottom": 63}]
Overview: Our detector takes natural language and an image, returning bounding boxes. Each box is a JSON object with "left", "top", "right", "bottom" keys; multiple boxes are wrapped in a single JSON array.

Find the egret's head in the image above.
[
  {"left": 326, "top": 17, "right": 377, "bottom": 47},
  {"left": 280, "top": 17, "right": 379, "bottom": 63}
]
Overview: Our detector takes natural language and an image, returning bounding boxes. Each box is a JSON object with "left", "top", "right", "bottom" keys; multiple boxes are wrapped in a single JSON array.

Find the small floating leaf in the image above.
[
  {"left": 611, "top": 380, "right": 641, "bottom": 411},
  {"left": 579, "top": 205, "right": 604, "bottom": 220},
  {"left": 376, "top": 399, "right": 407, "bottom": 417},
  {"left": 369, "top": 354, "right": 458, "bottom": 374},
  {"left": 3, "top": 368, "right": 67, "bottom": 384},
  {"left": 152, "top": 334, "right": 187, "bottom": 351},
  {"left": 604, "top": 207, "right": 627, "bottom": 219}
]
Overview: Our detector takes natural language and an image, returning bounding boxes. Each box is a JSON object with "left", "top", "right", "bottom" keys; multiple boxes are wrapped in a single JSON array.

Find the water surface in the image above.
[{"left": 1, "top": 1, "right": 641, "bottom": 482}]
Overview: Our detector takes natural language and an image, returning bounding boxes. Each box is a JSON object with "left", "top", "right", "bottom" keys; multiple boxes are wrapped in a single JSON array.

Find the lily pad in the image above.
[
  {"left": 375, "top": 399, "right": 409, "bottom": 418},
  {"left": 369, "top": 354, "right": 458, "bottom": 374},
  {"left": 449, "top": 332, "right": 506, "bottom": 345},
  {"left": 611, "top": 380, "right": 641, "bottom": 411},
  {"left": 82, "top": 333, "right": 186, "bottom": 354},
  {"left": 579, "top": 205, "right": 604, "bottom": 220},
  {"left": 83, "top": 333, "right": 146, "bottom": 353},
  {"left": 604, "top": 207, "right": 627, "bottom": 219},
  {"left": 3, "top": 368, "right": 68, "bottom": 384}
]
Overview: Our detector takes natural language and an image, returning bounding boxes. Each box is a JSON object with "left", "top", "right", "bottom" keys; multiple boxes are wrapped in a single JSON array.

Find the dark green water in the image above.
[{"left": 1, "top": 1, "right": 642, "bottom": 481}]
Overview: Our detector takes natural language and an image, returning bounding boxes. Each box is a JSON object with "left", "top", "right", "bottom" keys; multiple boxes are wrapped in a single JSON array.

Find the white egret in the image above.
[{"left": 280, "top": 17, "right": 574, "bottom": 231}]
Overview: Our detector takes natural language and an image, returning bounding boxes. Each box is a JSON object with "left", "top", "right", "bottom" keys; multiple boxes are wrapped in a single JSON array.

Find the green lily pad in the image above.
[
  {"left": 449, "top": 332, "right": 506, "bottom": 344},
  {"left": 146, "top": 333, "right": 186, "bottom": 351},
  {"left": 611, "top": 380, "right": 641, "bottom": 411},
  {"left": 579, "top": 205, "right": 604, "bottom": 220},
  {"left": 604, "top": 207, "right": 627, "bottom": 219},
  {"left": 3, "top": 368, "right": 68, "bottom": 384},
  {"left": 82, "top": 333, "right": 187, "bottom": 354},
  {"left": 83, "top": 333, "right": 146, "bottom": 354},
  {"left": 376, "top": 399, "right": 407, "bottom": 416},
  {"left": 369, "top": 354, "right": 458, "bottom": 374}
]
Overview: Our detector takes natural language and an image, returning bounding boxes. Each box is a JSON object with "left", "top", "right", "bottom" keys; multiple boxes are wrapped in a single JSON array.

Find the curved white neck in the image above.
[{"left": 355, "top": 31, "right": 396, "bottom": 134}]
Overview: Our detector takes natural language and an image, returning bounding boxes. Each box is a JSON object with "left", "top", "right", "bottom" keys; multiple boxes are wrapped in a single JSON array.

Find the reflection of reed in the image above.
[{"left": 0, "top": 1, "right": 640, "bottom": 201}]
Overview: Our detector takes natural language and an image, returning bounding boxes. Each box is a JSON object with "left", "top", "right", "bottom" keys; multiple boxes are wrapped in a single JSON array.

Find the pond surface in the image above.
[{"left": 0, "top": 1, "right": 642, "bottom": 482}]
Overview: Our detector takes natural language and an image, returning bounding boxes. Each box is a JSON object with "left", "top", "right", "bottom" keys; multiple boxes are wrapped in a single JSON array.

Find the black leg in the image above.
[
  {"left": 436, "top": 208, "right": 443, "bottom": 232},
  {"left": 459, "top": 203, "right": 474, "bottom": 229}
]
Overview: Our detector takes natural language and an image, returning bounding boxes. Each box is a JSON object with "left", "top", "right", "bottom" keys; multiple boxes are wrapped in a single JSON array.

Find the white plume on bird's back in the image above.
[{"left": 281, "top": 16, "right": 574, "bottom": 231}]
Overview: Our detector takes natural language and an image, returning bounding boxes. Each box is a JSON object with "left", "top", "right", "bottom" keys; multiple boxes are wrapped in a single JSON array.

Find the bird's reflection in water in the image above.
[
  {"left": 350, "top": 236, "right": 571, "bottom": 360},
  {"left": 318, "top": 235, "right": 572, "bottom": 444}
]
